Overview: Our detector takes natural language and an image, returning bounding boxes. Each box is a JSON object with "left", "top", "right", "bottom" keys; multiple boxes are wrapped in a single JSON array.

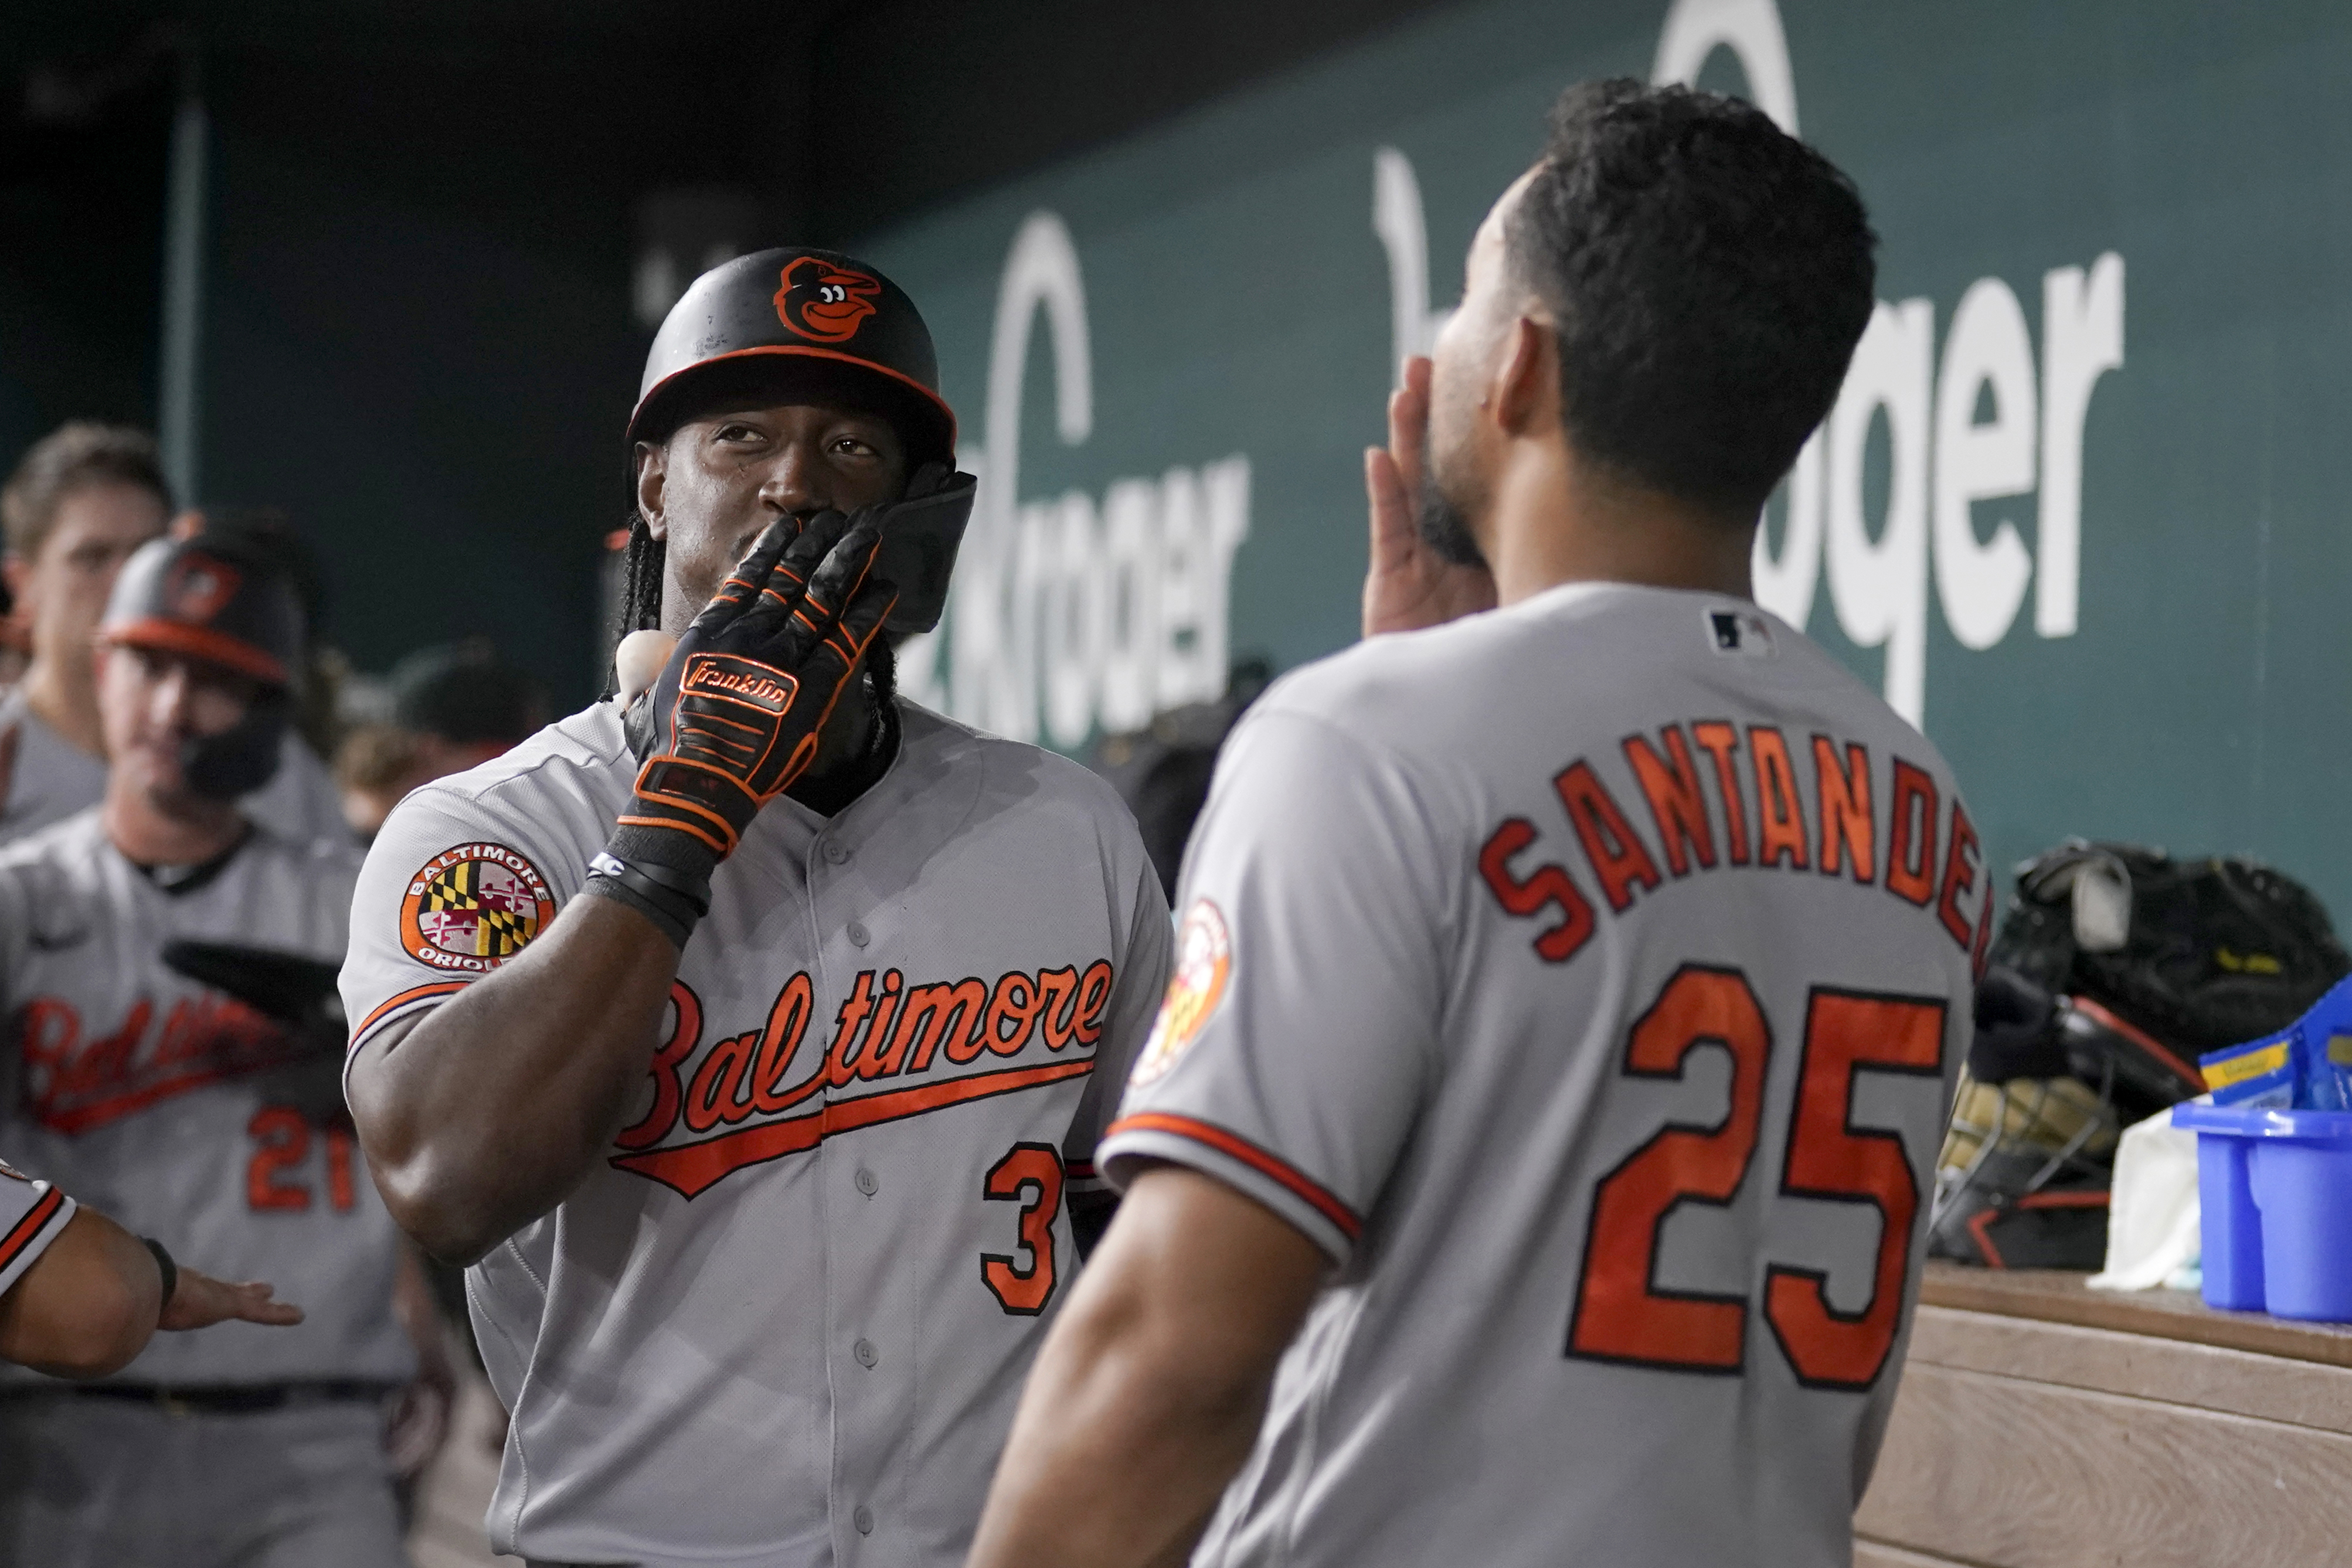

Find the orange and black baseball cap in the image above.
[
  {"left": 100, "top": 535, "right": 303, "bottom": 688},
  {"left": 628, "top": 248, "right": 957, "bottom": 464}
]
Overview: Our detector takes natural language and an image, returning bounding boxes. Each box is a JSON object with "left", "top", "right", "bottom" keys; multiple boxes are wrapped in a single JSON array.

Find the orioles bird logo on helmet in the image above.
[
  {"left": 162, "top": 555, "right": 240, "bottom": 624},
  {"left": 773, "top": 256, "right": 882, "bottom": 344}
]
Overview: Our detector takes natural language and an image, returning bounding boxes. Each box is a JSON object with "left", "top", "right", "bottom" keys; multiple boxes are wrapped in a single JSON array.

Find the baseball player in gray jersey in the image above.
[
  {"left": 0, "top": 425, "right": 347, "bottom": 849},
  {"left": 345, "top": 249, "right": 1170, "bottom": 1568},
  {"left": 970, "top": 83, "right": 1979, "bottom": 1568},
  {"left": 0, "top": 533, "right": 418, "bottom": 1568},
  {"left": 0, "top": 1155, "right": 304, "bottom": 1376}
]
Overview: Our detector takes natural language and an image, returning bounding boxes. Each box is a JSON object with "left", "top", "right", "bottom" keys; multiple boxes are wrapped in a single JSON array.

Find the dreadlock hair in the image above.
[
  {"left": 604, "top": 511, "right": 668, "bottom": 699},
  {"left": 618, "top": 512, "right": 667, "bottom": 637}
]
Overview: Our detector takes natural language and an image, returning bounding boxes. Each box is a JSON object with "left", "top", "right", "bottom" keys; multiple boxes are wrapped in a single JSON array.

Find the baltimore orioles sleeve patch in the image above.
[
  {"left": 401, "top": 842, "right": 557, "bottom": 974},
  {"left": 1127, "top": 899, "right": 1232, "bottom": 1090}
]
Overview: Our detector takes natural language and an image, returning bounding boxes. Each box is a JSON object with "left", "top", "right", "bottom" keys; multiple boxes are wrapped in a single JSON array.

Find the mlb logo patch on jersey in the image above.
[
  {"left": 402, "top": 843, "right": 556, "bottom": 973},
  {"left": 1129, "top": 900, "right": 1232, "bottom": 1090},
  {"left": 1705, "top": 606, "right": 1776, "bottom": 658}
]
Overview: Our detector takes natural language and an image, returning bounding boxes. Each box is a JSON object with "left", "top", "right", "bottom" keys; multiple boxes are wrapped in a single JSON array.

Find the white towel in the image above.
[{"left": 2086, "top": 1103, "right": 2203, "bottom": 1291}]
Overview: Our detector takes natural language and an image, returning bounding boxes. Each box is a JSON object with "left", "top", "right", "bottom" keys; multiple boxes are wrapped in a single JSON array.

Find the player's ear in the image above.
[
  {"left": 1490, "top": 315, "right": 1554, "bottom": 440},
  {"left": 1, "top": 552, "right": 26, "bottom": 601},
  {"left": 634, "top": 440, "right": 669, "bottom": 542}
]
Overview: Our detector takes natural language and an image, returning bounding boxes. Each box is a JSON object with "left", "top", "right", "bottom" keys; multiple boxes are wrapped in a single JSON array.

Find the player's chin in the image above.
[{"left": 123, "top": 747, "right": 195, "bottom": 804}]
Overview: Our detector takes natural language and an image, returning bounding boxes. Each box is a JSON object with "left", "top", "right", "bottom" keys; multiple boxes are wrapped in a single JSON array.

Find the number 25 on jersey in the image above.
[{"left": 1566, "top": 965, "right": 1945, "bottom": 1391}]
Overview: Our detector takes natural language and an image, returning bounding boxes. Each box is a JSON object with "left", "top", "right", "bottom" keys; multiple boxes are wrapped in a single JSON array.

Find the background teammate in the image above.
[
  {"left": 968, "top": 82, "right": 1979, "bottom": 1568},
  {"left": 345, "top": 249, "right": 1171, "bottom": 1566},
  {"left": 0, "top": 424, "right": 348, "bottom": 848},
  {"left": 0, "top": 533, "right": 422, "bottom": 1567}
]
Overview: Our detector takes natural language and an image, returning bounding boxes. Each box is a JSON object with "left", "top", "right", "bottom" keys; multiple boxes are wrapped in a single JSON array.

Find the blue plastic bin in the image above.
[{"left": 2171, "top": 1102, "right": 2352, "bottom": 1321}]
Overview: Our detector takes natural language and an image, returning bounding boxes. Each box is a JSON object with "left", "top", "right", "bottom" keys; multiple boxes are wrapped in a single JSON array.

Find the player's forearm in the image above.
[
  {"left": 0, "top": 1207, "right": 162, "bottom": 1377},
  {"left": 968, "top": 1168, "right": 1325, "bottom": 1568},
  {"left": 348, "top": 896, "right": 681, "bottom": 1264},
  {"left": 966, "top": 1277, "right": 1264, "bottom": 1568}
]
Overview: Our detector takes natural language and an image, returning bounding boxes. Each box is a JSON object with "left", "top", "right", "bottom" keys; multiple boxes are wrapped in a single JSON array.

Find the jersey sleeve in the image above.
[
  {"left": 339, "top": 780, "right": 586, "bottom": 1067},
  {"left": 1062, "top": 839, "right": 1174, "bottom": 1198},
  {"left": 0, "top": 1157, "right": 77, "bottom": 1300},
  {"left": 1100, "top": 708, "right": 1453, "bottom": 1263}
]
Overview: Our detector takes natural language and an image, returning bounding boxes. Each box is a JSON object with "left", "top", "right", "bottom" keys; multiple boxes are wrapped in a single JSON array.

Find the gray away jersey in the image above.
[
  {"left": 1104, "top": 586, "right": 1982, "bottom": 1568},
  {"left": 0, "top": 687, "right": 351, "bottom": 850},
  {"left": 0, "top": 1156, "right": 76, "bottom": 1299},
  {"left": 0, "top": 812, "right": 413, "bottom": 1387},
  {"left": 340, "top": 698, "right": 1171, "bottom": 1568}
]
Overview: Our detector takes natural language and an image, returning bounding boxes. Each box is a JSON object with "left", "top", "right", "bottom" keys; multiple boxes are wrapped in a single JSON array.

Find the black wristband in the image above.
[
  {"left": 583, "top": 852, "right": 708, "bottom": 950},
  {"left": 142, "top": 1236, "right": 178, "bottom": 1321}
]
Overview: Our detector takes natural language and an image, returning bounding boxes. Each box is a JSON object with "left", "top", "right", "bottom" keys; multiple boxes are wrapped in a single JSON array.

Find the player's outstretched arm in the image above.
[
  {"left": 965, "top": 1165, "right": 1325, "bottom": 1568},
  {"left": 0, "top": 1206, "right": 301, "bottom": 1377},
  {"left": 349, "top": 510, "right": 896, "bottom": 1266}
]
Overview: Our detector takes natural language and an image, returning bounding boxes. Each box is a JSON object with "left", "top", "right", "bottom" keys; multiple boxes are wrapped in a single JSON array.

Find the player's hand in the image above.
[
  {"left": 1362, "top": 355, "right": 1497, "bottom": 638},
  {"left": 158, "top": 1269, "right": 304, "bottom": 1332},
  {"left": 621, "top": 509, "right": 898, "bottom": 859}
]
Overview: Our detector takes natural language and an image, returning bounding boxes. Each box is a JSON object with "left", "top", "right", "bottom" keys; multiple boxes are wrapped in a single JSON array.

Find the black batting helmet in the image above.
[
  {"left": 100, "top": 533, "right": 304, "bottom": 799},
  {"left": 628, "top": 248, "right": 957, "bottom": 465},
  {"left": 101, "top": 535, "right": 303, "bottom": 689}
]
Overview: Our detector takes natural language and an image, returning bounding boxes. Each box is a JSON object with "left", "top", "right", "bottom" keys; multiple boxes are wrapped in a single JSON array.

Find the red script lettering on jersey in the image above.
[
  {"left": 609, "top": 958, "right": 1117, "bottom": 1199},
  {"left": 1479, "top": 722, "right": 1991, "bottom": 970},
  {"left": 15, "top": 992, "right": 303, "bottom": 1134}
]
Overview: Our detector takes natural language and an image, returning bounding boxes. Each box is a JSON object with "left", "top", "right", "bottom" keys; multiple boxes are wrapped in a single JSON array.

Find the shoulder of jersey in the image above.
[
  {"left": 409, "top": 702, "right": 627, "bottom": 809},
  {"left": 242, "top": 812, "right": 367, "bottom": 877},
  {"left": 900, "top": 698, "right": 1144, "bottom": 834},
  {"left": 0, "top": 804, "right": 108, "bottom": 872},
  {"left": 1271, "top": 586, "right": 1868, "bottom": 723}
]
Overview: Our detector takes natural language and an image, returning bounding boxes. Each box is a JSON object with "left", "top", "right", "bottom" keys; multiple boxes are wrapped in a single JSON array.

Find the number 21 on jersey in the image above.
[{"left": 1565, "top": 964, "right": 1945, "bottom": 1390}]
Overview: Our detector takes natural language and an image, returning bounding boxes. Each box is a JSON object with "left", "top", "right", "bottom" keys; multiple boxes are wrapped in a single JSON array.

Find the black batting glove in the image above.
[{"left": 587, "top": 509, "right": 896, "bottom": 947}]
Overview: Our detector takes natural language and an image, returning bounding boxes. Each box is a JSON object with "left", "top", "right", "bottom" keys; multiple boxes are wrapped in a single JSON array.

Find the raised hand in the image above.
[
  {"left": 1361, "top": 355, "right": 1497, "bottom": 638},
  {"left": 621, "top": 509, "right": 899, "bottom": 859}
]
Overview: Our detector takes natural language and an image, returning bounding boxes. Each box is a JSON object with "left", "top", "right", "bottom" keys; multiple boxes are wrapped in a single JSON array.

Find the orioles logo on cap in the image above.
[
  {"left": 163, "top": 555, "right": 239, "bottom": 624},
  {"left": 773, "top": 256, "right": 881, "bottom": 344}
]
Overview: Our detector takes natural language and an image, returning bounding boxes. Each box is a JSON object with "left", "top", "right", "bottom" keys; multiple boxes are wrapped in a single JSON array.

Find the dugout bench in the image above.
[{"left": 1854, "top": 1263, "right": 2352, "bottom": 1567}]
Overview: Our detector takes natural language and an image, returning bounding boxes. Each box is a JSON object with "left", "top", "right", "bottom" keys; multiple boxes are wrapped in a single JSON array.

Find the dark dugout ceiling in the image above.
[
  {"left": 8, "top": 0, "right": 1454, "bottom": 239},
  {"left": 0, "top": 0, "right": 1452, "bottom": 704}
]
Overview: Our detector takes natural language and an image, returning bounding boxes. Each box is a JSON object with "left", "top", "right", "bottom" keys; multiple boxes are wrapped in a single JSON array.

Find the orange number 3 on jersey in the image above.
[
  {"left": 981, "top": 1142, "right": 1065, "bottom": 1315},
  {"left": 1566, "top": 966, "right": 1945, "bottom": 1389}
]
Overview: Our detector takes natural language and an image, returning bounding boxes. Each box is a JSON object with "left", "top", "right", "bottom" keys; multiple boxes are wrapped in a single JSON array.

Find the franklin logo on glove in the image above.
[{"left": 681, "top": 655, "right": 799, "bottom": 713}]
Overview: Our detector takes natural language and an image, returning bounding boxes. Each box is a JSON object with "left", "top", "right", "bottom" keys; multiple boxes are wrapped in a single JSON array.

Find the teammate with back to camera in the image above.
[
  {"left": 0, "top": 533, "right": 422, "bottom": 1567},
  {"left": 342, "top": 249, "right": 1172, "bottom": 1568},
  {"left": 968, "top": 81, "right": 1987, "bottom": 1568}
]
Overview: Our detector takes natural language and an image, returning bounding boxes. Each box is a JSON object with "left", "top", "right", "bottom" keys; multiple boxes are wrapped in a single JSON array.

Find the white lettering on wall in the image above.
[
  {"left": 1827, "top": 298, "right": 1933, "bottom": 723},
  {"left": 2039, "top": 253, "right": 2126, "bottom": 638},
  {"left": 906, "top": 211, "right": 1252, "bottom": 746},
  {"left": 1933, "top": 277, "right": 2038, "bottom": 651},
  {"left": 1373, "top": 148, "right": 1450, "bottom": 379},
  {"left": 1653, "top": 0, "right": 1800, "bottom": 132}
]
